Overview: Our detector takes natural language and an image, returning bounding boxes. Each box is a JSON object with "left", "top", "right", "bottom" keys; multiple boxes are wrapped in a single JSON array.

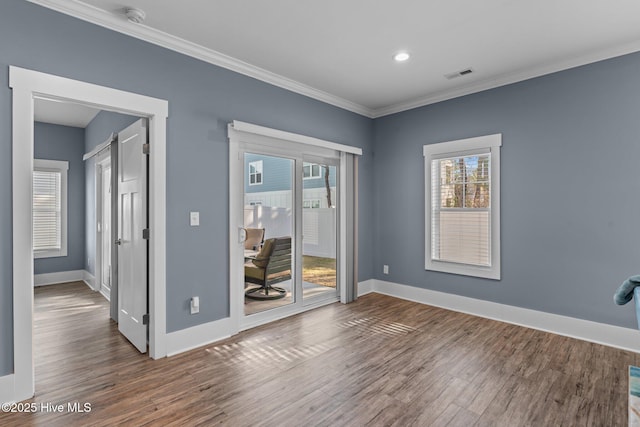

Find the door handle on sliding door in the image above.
[
  {"left": 238, "top": 227, "right": 246, "bottom": 243},
  {"left": 114, "top": 238, "right": 123, "bottom": 245}
]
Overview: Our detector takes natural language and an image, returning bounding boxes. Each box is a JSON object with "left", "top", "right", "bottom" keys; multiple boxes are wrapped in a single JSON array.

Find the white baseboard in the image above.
[
  {"left": 371, "top": 279, "right": 640, "bottom": 353},
  {"left": 166, "top": 317, "right": 233, "bottom": 357},
  {"left": 83, "top": 270, "right": 95, "bottom": 290},
  {"left": 99, "top": 285, "right": 111, "bottom": 301},
  {"left": 34, "top": 270, "right": 86, "bottom": 287},
  {"left": 0, "top": 374, "right": 15, "bottom": 404},
  {"left": 357, "top": 279, "right": 375, "bottom": 296}
]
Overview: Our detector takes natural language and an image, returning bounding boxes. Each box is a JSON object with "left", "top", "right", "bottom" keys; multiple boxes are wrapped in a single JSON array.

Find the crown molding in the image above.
[
  {"left": 372, "top": 39, "right": 640, "bottom": 118},
  {"left": 26, "top": 0, "right": 375, "bottom": 118}
]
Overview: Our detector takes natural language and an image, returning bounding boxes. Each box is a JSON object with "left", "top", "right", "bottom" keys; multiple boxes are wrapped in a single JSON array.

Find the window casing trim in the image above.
[
  {"left": 33, "top": 159, "right": 68, "bottom": 259},
  {"left": 423, "top": 134, "right": 501, "bottom": 280}
]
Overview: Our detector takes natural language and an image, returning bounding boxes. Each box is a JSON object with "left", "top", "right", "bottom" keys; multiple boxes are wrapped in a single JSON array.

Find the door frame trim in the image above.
[{"left": 9, "top": 66, "right": 169, "bottom": 402}]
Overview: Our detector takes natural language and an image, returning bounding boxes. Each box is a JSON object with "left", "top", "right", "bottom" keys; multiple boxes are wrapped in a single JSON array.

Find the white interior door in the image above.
[{"left": 117, "top": 119, "right": 148, "bottom": 353}]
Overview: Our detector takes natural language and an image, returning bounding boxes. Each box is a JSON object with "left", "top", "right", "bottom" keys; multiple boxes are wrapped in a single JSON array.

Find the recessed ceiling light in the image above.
[{"left": 393, "top": 52, "right": 410, "bottom": 62}]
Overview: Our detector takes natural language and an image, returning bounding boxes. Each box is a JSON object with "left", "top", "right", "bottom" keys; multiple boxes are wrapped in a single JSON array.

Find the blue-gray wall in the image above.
[
  {"left": 0, "top": 0, "right": 374, "bottom": 376},
  {"left": 373, "top": 52, "right": 640, "bottom": 330},
  {"left": 33, "top": 122, "right": 86, "bottom": 275},
  {"left": 84, "top": 111, "right": 140, "bottom": 276}
]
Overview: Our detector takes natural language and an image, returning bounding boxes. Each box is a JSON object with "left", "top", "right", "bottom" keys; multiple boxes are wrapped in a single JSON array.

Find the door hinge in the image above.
[
  {"left": 143, "top": 228, "right": 150, "bottom": 240},
  {"left": 143, "top": 143, "right": 150, "bottom": 155},
  {"left": 142, "top": 314, "right": 149, "bottom": 325}
]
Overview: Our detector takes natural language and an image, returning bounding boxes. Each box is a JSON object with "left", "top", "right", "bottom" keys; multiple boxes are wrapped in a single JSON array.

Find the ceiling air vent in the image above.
[{"left": 445, "top": 68, "right": 474, "bottom": 80}]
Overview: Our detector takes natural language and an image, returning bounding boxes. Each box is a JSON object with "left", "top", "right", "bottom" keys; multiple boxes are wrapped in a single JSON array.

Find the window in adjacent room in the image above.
[
  {"left": 33, "top": 159, "right": 69, "bottom": 258},
  {"left": 423, "top": 134, "right": 501, "bottom": 279},
  {"left": 248, "top": 160, "right": 263, "bottom": 185}
]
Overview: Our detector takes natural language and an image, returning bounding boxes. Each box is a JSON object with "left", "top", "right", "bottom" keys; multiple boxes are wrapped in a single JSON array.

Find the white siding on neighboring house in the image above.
[
  {"left": 303, "top": 187, "right": 336, "bottom": 209},
  {"left": 245, "top": 190, "right": 292, "bottom": 209},
  {"left": 244, "top": 187, "right": 336, "bottom": 210}
]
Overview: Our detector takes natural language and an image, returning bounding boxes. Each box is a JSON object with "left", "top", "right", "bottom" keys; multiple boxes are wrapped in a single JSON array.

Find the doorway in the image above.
[
  {"left": 10, "top": 66, "right": 168, "bottom": 402},
  {"left": 228, "top": 121, "right": 361, "bottom": 332}
]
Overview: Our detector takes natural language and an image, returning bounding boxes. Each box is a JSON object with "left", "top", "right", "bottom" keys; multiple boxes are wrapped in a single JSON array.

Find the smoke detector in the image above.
[{"left": 125, "top": 7, "right": 146, "bottom": 24}]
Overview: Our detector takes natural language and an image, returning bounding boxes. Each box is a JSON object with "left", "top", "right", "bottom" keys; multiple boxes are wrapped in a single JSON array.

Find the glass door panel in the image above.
[
  {"left": 302, "top": 162, "right": 338, "bottom": 302},
  {"left": 243, "top": 153, "right": 295, "bottom": 315}
]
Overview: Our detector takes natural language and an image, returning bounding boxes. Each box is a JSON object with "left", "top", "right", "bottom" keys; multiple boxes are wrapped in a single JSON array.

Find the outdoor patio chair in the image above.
[
  {"left": 244, "top": 236, "right": 291, "bottom": 300},
  {"left": 244, "top": 227, "right": 265, "bottom": 253}
]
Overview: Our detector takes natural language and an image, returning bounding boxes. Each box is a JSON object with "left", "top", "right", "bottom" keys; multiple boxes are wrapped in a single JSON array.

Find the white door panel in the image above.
[{"left": 117, "top": 119, "right": 148, "bottom": 353}]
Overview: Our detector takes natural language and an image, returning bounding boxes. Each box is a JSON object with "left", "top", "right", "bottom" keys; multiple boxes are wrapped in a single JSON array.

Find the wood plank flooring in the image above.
[{"left": 1, "top": 281, "right": 636, "bottom": 426}]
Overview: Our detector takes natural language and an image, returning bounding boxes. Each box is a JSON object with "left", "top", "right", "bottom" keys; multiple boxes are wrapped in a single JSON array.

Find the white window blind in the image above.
[
  {"left": 423, "top": 134, "right": 501, "bottom": 280},
  {"left": 33, "top": 159, "right": 68, "bottom": 258},
  {"left": 33, "top": 170, "right": 61, "bottom": 251}
]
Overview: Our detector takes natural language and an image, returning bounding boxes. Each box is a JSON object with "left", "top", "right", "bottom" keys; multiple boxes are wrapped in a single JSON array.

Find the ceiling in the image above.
[
  {"left": 34, "top": 97, "right": 100, "bottom": 128},
  {"left": 28, "top": 0, "right": 640, "bottom": 118}
]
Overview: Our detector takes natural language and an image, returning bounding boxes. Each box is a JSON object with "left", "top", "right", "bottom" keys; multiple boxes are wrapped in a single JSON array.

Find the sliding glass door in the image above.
[
  {"left": 229, "top": 121, "right": 362, "bottom": 331},
  {"left": 236, "top": 146, "right": 340, "bottom": 324}
]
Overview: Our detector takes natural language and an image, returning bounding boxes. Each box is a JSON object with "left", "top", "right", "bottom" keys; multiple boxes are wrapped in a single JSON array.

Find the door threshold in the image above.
[{"left": 240, "top": 297, "right": 338, "bottom": 331}]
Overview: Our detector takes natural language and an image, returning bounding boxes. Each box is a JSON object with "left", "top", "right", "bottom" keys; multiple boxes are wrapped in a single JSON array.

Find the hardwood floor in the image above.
[{"left": 1, "top": 281, "right": 636, "bottom": 426}]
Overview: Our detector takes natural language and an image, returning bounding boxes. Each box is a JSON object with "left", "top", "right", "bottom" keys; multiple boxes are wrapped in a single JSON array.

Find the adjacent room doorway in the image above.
[{"left": 10, "top": 66, "right": 168, "bottom": 402}]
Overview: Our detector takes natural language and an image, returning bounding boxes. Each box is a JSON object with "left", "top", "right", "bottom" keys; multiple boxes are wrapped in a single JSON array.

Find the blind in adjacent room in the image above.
[
  {"left": 431, "top": 152, "right": 491, "bottom": 267},
  {"left": 33, "top": 169, "right": 62, "bottom": 251}
]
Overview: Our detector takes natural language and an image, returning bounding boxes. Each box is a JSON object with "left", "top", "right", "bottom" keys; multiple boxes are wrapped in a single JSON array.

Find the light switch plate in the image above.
[
  {"left": 190, "top": 211, "right": 200, "bottom": 226},
  {"left": 190, "top": 296, "right": 199, "bottom": 314}
]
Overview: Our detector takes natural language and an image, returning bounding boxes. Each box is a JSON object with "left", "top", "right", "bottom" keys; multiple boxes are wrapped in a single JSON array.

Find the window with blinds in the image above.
[
  {"left": 33, "top": 159, "right": 68, "bottom": 258},
  {"left": 423, "top": 134, "right": 501, "bottom": 280},
  {"left": 432, "top": 153, "right": 491, "bottom": 266}
]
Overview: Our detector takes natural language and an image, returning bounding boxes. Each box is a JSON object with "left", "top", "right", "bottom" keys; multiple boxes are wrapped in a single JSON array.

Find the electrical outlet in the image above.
[{"left": 383, "top": 265, "right": 389, "bottom": 275}]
